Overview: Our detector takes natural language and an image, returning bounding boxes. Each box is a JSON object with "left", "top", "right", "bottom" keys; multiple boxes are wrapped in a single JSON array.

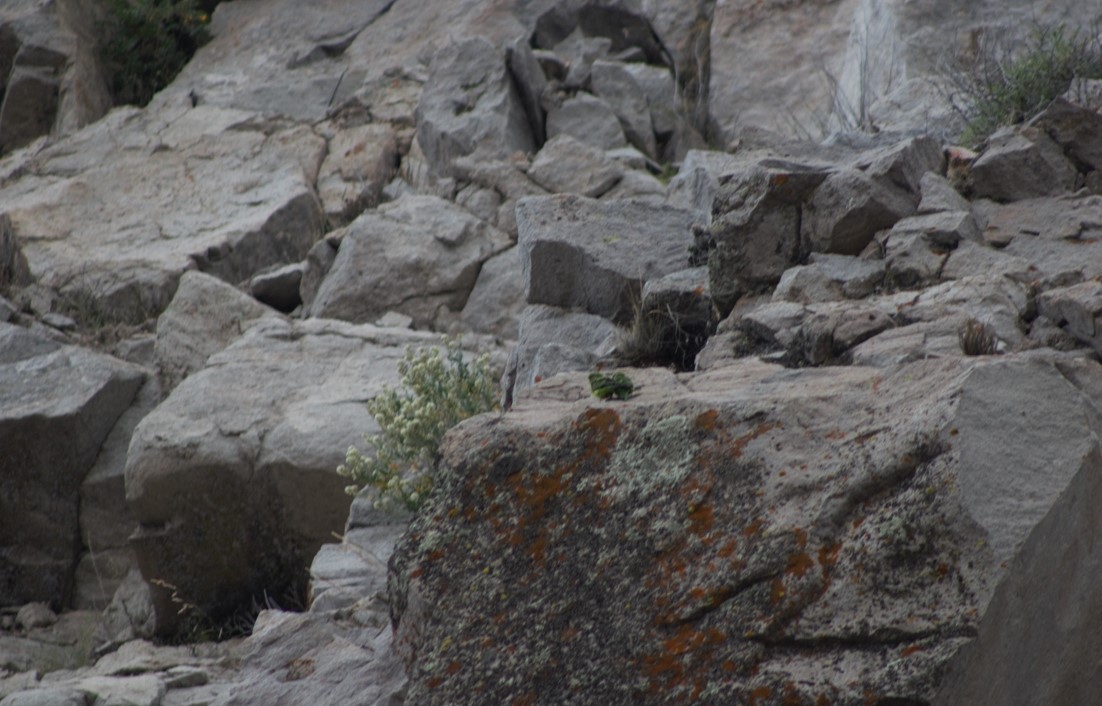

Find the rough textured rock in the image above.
[
  {"left": 459, "top": 246, "right": 526, "bottom": 339},
  {"left": 0, "top": 0, "right": 112, "bottom": 155},
  {"left": 773, "top": 254, "right": 885, "bottom": 303},
  {"left": 803, "top": 168, "right": 915, "bottom": 256},
  {"left": 307, "top": 194, "right": 510, "bottom": 327},
  {"left": 970, "top": 127, "right": 1080, "bottom": 202},
  {"left": 707, "top": 162, "right": 829, "bottom": 314},
  {"left": 527, "top": 134, "right": 623, "bottom": 197},
  {"left": 1025, "top": 97, "right": 1102, "bottom": 173},
  {"left": 391, "top": 353, "right": 1102, "bottom": 705},
  {"left": 315, "top": 122, "right": 398, "bottom": 227},
  {"left": 502, "top": 304, "right": 619, "bottom": 406},
  {"left": 0, "top": 105, "right": 326, "bottom": 319},
  {"left": 126, "top": 317, "right": 481, "bottom": 635},
  {"left": 545, "top": 92, "right": 627, "bottom": 151},
  {"left": 517, "top": 194, "right": 695, "bottom": 322},
  {"left": 590, "top": 60, "right": 658, "bottom": 159},
  {"left": 977, "top": 195, "right": 1102, "bottom": 280},
  {"left": 415, "top": 37, "right": 535, "bottom": 177},
  {"left": 249, "top": 263, "right": 305, "bottom": 314},
  {"left": 74, "top": 378, "right": 162, "bottom": 611},
  {"left": 0, "top": 323, "right": 143, "bottom": 609},
  {"left": 917, "top": 172, "right": 971, "bottom": 214},
  {"left": 154, "top": 271, "right": 277, "bottom": 393},
  {"left": 1037, "top": 280, "right": 1102, "bottom": 355}
]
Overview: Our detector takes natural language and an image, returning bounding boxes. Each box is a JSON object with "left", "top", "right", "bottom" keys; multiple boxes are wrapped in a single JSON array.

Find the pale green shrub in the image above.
[{"left": 337, "top": 337, "right": 498, "bottom": 511}]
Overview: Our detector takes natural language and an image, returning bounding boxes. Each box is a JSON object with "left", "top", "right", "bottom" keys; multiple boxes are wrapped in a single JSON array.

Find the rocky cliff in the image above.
[{"left": 3, "top": 0, "right": 1102, "bottom": 704}]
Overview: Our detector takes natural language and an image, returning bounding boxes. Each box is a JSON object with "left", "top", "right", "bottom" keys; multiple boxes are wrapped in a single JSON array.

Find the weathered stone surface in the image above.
[
  {"left": 459, "top": 245, "right": 525, "bottom": 339},
  {"left": 212, "top": 605, "right": 405, "bottom": 706},
  {"left": 506, "top": 36, "right": 548, "bottom": 146},
  {"left": 527, "top": 134, "right": 623, "bottom": 197},
  {"left": 0, "top": 105, "right": 326, "bottom": 319},
  {"left": 917, "top": 172, "right": 970, "bottom": 214},
  {"left": 545, "top": 92, "right": 627, "bottom": 151},
  {"left": 977, "top": 195, "right": 1102, "bottom": 280},
  {"left": 390, "top": 354, "right": 1102, "bottom": 705},
  {"left": 1026, "top": 97, "right": 1102, "bottom": 172},
  {"left": 803, "top": 168, "right": 915, "bottom": 256},
  {"left": 154, "top": 271, "right": 277, "bottom": 393},
  {"left": 307, "top": 194, "right": 510, "bottom": 326},
  {"left": 415, "top": 37, "right": 535, "bottom": 177},
  {"left": 0, "top": 323, "right": 144, "bottom": 609},
  {"left": 451, "top": 155, "right": 549, "bottom": 238},
  {"left": 315, "top": 122, "right": 397, "bottom": 227},
  {"left": 708, "top": 162, "right": 829, "bottom": 313},
  {"left": 126, "top": 317, "right": 484, "bottom": 634},
  {"left": 249, "top": 263, "right": 305, "bottom": 314},
  {"left": 590, "top": 60, "right": 658, "bottom": 159},
  {"left": 0, "top": 0, "right": 111, "bottom": 155},
  {"left": 971, "top": 127, "right": 1079, "bottom": 202},
  {"left": 773, "top": 253, "right": 885, "bottom": 303},
  {"left": 855, "top": 134, "right": 944, "bottom": 194},
  {"left": 75, "top": 377, "right": 161, "bottom": 611},
  {"left": 307, "top": 498, "right": 406, "bottom": 613},
  {"left": 517, "top": 194, "right": 694, "bottom": 322},
  {"left": 502, "top": 304, "right": 619, "bottom": 406},
  {"left": 880, "top": 211, "right": 980, "bottom": 287},
  {"left": 1037, "top": 280, "right": 1102, "bottom": 354}
]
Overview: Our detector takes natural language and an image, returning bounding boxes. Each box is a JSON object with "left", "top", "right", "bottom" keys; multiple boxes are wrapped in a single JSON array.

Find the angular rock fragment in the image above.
[{"left": 517, "top": 194, "right": 694, "bottom": 322}]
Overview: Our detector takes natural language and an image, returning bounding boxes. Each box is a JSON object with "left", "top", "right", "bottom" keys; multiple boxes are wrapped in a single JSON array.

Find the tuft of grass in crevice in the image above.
[
  {"left": 942, "top": 23, "right": 1102, "bottom": 147},
  {"left": 958, "top": 317, "right": 999, "bottom": 356}
]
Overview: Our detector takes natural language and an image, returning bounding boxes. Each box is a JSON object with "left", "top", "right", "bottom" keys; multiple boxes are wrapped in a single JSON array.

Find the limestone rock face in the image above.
[
  {"left": 391, "top": 355, "right": 1102, "bottom": 705},
  {"left": 0, "top": 323, "right": 144, "bottom": 609},
  {"left": 125, "top": 317, "right": 463, "bottom": 635}
]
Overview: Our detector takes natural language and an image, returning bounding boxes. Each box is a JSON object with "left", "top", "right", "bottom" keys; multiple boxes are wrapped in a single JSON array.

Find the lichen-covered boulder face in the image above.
[{"left": 390, "top": 355, "right": 1102, "bottom": 705}]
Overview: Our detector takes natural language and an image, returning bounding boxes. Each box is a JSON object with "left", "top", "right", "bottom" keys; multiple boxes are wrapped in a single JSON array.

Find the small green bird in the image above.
[{"left": 588, "top": 371, "right": 634, "bottom": 400}]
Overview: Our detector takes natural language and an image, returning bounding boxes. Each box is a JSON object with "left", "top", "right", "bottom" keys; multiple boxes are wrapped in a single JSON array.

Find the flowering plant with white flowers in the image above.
[{"left": 337, "top": 337, "right": 498, "bottom": 511}]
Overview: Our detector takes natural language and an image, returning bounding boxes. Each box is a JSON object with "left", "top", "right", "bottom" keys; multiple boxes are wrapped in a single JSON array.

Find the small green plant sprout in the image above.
[
  {"left": 588, "top": 371, "right": 634, "bottom": 400},
  {"left": 958, "top": 317, "right": 999, "bottom": 356},
  {"left": 100, "top": 0, "right": 212, "bottom": 106},
  {"left": 337, "top": 337, "right": 498, "bottom": 512}
]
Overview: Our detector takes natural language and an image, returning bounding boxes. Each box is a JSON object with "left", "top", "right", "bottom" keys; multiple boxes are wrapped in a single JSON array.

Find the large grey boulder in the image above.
[
  {"left": 590, "top": 60, "right": 658, "bottom": 159},
  {"left": 516, "top": 194, "right": 694, "bottom": 322},
  {"left": 802, "top": 167, "right": 915, "bottom": 256},
  {"left": 970, "top": 126, "right": 1080, "bottom": 202},
  {"left": 501, "top": 304, "right": 620, "bottom": 407},
  {"left": 306, "top": 194, "right": 510, "bottom": 327},
  {"left": 0, "top": 323, "right": 144, "bottom": 609},
  {"left": 978, "top": 195, "right": 1102, "bottom": 280},
  {"left": 1025, "top": 97, "right": 1102, "bottom": 172},
  {"left": 707, "top": 161, "right": 829, "bottom": 313},
  {"left": 527, "top": 134, "right": 623, "bottom": 197},
  {"left": 125, "top": 317, "right": 489, "bottom": 635},
  {"left": 415, "top": 37, "right": 535, "bottom": 177},
  {"left": 459, "top": 245, "right": 526, "bottom": 339},
  {"left": 545, "top": 92, "right": 627, "bottom": 151},
  {"left": 154, "top": 271, "right": 277, "bottom": 393},
  {"left": 0, "top": 105, "right": 326, "bottom": 320},
  {"left": 390, "top": 353, "right": 1102, "bottom": 705},
  {"left": 314, "top": 122, "right": 398, "bottom": 227}
]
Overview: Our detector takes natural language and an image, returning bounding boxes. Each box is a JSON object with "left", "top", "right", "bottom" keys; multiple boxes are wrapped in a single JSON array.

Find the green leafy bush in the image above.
[
  {"left": 945, "top": 23, "right": 1102, "bottom": 146},
  {"left": 100, "top": 0, "right": 212, "bottom": 106},
  {"left": 337, "top": 338, "right": 499, "bottom": 512}
]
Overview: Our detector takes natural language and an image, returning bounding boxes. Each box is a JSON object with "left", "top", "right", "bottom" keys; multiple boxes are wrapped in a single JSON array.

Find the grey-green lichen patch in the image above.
[{"left": 602, "top": 414, "right": 695, "bottom": 501}]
